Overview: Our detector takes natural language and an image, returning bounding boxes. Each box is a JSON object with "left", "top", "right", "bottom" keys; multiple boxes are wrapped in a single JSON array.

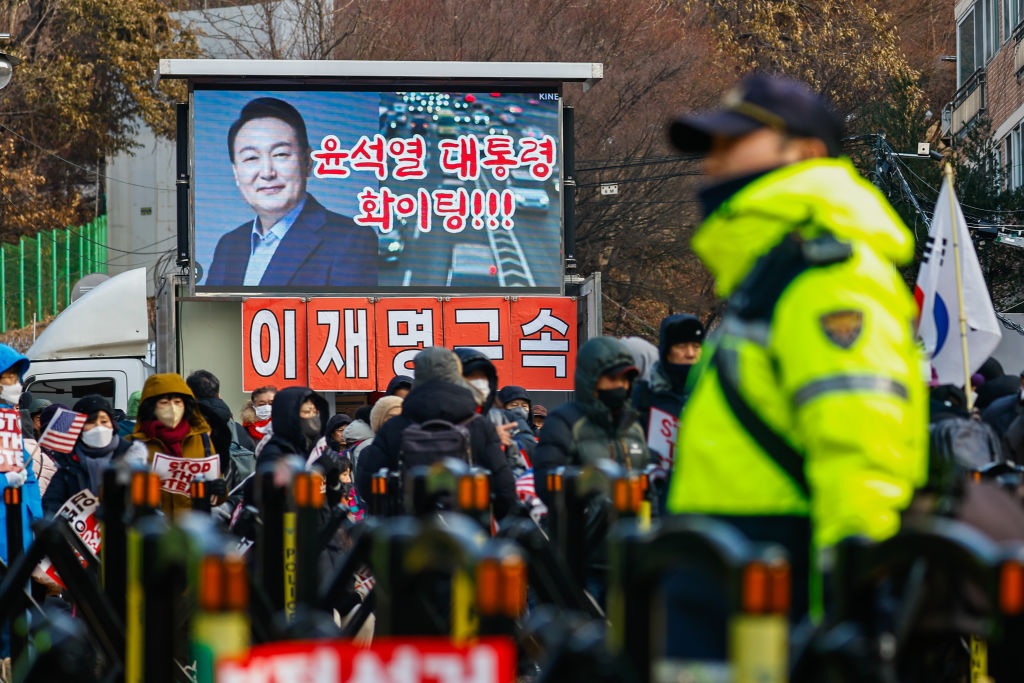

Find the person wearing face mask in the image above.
[
  {"left": 496, "top": 385, "right": 538, "bottom": 476},
  {"left": 242, "top": 385, "right": 277, "bottom": 442},
  {"left": 633, "top": 314, "right": 704, "bottom": 446},
  {"left": 127, "top": 373, "right": 216, "bottom": 516},
  {"left": 255, "top": 386, "right": 328, "bottom": 468},
  {"left": 454, "top": 347, "right": 522, "bottom": 468},
  {"left": 43, "top": 396, "right": 131, "bottom": 518},
  {"left": 533, "top": 336, "right": 650, "bottom": 507},
  {"left": 0, "top": 343, "right": 43, "bottom": 568}
]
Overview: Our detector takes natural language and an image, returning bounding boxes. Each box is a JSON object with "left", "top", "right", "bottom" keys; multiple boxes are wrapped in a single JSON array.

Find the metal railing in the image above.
[
  {"left": 951, "top": 69, "right": 987, "bottom": 136},
  {"left": 0, "top": 215, "right": 107, "bottom": 332}
]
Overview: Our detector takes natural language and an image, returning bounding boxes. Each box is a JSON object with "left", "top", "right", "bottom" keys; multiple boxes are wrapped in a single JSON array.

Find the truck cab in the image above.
[{"left": 23, "top": 268, "right": 152, "bottom": 413}]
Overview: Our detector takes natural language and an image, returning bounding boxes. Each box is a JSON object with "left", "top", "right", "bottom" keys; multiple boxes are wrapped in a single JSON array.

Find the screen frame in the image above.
[{"left": 186, "top": 77, "right": 567, "bottom": 298}]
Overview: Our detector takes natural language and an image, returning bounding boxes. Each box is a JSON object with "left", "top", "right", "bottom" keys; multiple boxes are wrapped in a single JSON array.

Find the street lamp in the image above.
[{"left": 0, "top": 34, "right": 18, "bottom": 91}]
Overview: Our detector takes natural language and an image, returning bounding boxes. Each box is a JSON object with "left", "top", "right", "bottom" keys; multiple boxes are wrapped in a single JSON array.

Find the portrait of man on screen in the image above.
[{"left": 204, "top": 97, "right": 378, "bottom": 288}]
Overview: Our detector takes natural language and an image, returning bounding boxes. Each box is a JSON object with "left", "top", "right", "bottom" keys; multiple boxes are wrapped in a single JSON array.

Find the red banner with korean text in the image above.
[
  {"left": 307, "top": 298, "right": 378, "bottom": 391},
  {"left": 443, "top": 297, "right": 513, "bottom": 385},
  {"left": 510, "top": 297, "right": 577, "bottom": 390},
  {"left": 242, "top": 298, "right": 308, "bottom": 392},
  {"left": 374, "top": 298, "right": 445, "bottom": 383},
  {"left": 242, "top": 297, "right": 576, "bottom": 392}
]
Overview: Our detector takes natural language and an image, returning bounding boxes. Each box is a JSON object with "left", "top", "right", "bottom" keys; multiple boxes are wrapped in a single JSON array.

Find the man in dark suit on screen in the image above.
[{"left": 205, "top": 97, "right": 377, "bottom": 288}]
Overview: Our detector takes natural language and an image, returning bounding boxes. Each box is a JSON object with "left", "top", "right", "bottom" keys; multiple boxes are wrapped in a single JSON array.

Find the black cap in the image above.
[
  {"left": 669, "top": 73, "right": 843, "bottom": 156},
  {"left": 73, "top": 394, "right": 115, "bottom": 423},
  {"left": 603, "top": 361, "right": 639, "bottom": 378}
]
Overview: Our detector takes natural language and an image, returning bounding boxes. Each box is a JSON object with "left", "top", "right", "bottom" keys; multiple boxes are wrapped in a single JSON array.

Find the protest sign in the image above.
[
  {"left": 0, "top": 407, "right": 24, "bottom": 472},
  {"left": 152, "top": 453, "right": 221, "bottom": 496},
  {"left": 646, "top": 406, "right": 679, "bottom": 471}
]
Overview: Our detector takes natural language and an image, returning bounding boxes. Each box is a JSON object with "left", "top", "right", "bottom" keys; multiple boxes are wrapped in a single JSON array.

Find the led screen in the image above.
[{"left": 192, "top": 87, "right": 562, "bottom": 293}]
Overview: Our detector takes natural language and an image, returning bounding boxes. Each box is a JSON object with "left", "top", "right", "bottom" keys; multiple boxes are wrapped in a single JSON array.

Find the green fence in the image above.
[{"left": 0, "top": 215, "right": 108, "bottom": 333}]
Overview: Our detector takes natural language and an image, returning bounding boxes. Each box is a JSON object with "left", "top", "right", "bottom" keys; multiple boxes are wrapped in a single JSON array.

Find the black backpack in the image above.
[{"left": 398, "top": 416, "right": 478, "bottom": 470}]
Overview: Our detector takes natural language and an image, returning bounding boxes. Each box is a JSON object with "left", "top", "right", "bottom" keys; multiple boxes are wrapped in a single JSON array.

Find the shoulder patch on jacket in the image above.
[{"left": 820, "top": 309, "right": 863, "bottom": 349}]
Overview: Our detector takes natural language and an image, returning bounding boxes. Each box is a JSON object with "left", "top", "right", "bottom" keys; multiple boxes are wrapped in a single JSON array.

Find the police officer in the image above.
[{"left": 665, "top": 73, "right": 927, "bottom": 621}]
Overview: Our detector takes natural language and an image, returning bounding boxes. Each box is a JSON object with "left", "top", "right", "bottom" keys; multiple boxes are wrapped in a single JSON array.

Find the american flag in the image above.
[
  {"left": 515, "top": 469, "right": 537, "bottom": 501},
  {"left": 38, "top": 408, "right": 88, "bottom": 454}
]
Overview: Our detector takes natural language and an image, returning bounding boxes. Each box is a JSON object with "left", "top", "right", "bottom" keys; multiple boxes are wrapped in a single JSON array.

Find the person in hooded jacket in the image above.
[
  {"left": 356, "top": 347, "right": 517, "bottom": 518},
  {"left": 0, "top": 344, "right": 43, "bottom": 565},
  {"left": 127, "top": 373, "right": 217, "bottom": 517},
  {"left": 533, "top": 336, "right": 651, "bottom": 506},
  {"left": 43, "top": 395, "right": 131, "bottom": 517},
  {"left": 256, "top": 386, "right": 328, "bottom": 468},
  {"left": 343, "top": 417, "right": 375, "bottom": 464},
  {"left": 384, "top": 375, "right": 413, "bottom": 398},
  {"left": 455, "top": 347, "right": 522, "bottom": 469},
  {"left": 496, "top": 385, "right": 538, "bottom": 475}
]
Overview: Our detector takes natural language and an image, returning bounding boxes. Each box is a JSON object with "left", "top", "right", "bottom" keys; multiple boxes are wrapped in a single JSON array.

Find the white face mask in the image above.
[
  {"left": 154, "top": 402, "right": 185, "bottom": 429},
  {"left": 1, "top": 382, "right": 21, "bottom": 407},
  {"left": 81, "top": 425, "right": 114, "bottom": 449},
  {"left": 468, "top": 378, "right": 490, "bottom": 404},
  {"left": 254, "top": 404, "right": 272, "bottom": 421}
]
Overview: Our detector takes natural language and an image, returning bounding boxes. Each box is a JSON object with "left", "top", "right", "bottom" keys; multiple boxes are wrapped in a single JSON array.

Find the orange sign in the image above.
[
  {"left": 374, "top": 298, "right": 444, "bottom": 386},
  {"left": 242, "top": 297, "right": 576, "bottom": 392},
  {"left": 510, "top": 297, "right": 576, "bottom": 390},
  {"left": 443, "top": 297, "right": 513, "bottom": 386},
  {"left": 242, "top": 298, "right": 308, "bottom": 392},
  {"left": 307, "top": 298, "right": 377, "bottom": 391}
]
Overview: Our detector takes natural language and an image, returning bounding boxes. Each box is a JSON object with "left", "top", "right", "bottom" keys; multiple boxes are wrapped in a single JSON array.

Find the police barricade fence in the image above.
[{"left": 5, "top": 456, "right": 1024, "bottom": 681}]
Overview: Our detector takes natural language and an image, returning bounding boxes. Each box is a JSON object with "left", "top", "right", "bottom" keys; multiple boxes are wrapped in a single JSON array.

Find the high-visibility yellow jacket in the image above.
[{"left": 667, "top": 158, "right": 928, "bottom": 610}]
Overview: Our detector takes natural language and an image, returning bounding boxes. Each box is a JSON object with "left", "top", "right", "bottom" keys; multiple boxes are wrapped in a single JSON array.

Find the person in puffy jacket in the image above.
[
  {"left": 127, "top": 373, "right": 216, "bottom": 517},
  {"left": 43, "top": 395, "right": 131, "bottom": 517},
  {"left": 533, "top": 336, "right": 650, "bottom": 506},
  {"left": 356, "top": 347, "right": 517, "bottom": 518}
]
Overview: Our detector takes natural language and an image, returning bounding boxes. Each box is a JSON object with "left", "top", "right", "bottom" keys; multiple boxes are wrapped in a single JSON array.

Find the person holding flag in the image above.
[
  {"left": 0, "top": 343, "right": 42, "bottom": 566},
  {"left": 42, "top": 396, "right": 132, "bottom": 518},
  {"left": 914, "top": 166, "right": 1002, "bottom": 402},
  {"left": 663, "top": 73, "right": 928, "bottom": 649}
]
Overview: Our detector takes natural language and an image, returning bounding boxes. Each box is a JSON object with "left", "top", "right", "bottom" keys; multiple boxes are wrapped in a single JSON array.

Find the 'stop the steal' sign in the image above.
[
  {"left": 243, "top": 296, "right": 577, "bottom": 392},
  {"left": 0, "top": 407, "right": 24, "bottom": 472},
  {"left": 152, "top": 453, "right": 221, "bottom": 496}
]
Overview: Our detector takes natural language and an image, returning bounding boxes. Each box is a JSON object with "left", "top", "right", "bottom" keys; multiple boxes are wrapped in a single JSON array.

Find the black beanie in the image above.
[{"left": 73, "top": 394, "right": 116, "bottom": 424}]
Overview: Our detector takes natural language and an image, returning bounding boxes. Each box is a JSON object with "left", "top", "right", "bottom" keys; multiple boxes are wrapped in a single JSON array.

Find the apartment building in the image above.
[{"left": 952, "top": 0, "right": 1024, "bottom": 186}]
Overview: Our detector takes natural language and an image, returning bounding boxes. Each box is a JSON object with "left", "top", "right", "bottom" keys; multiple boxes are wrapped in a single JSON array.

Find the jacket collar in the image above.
[{"left": 692, "top": 157, "right": 914, "bottom": 297}]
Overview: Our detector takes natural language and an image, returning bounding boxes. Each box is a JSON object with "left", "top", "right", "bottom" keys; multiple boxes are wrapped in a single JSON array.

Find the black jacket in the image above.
[
  {"left": 257, "top": 387, "right": 329, "bottom": 467},
  {"left": 43, "top": 437, "right": 131, "bottom": 518},
  {"left": 633, "top": 313, "right": 699, "bottom": 438},
  {"left": 534, "top": 337, "right": 650, "bottom": 506},
  {"left": 355, "top": 378, "right": 517, "bottom": 518},
  {"left": 196, "top": 396, "right": 254, "bottom": 470},
  {"left": 982, "top": 393, "right": 1022, "bottom": 438}
]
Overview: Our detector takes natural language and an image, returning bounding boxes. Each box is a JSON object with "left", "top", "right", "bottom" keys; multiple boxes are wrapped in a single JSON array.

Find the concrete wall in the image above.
[{"left": 178, "top": 299, "right": 248, "bottom": 417}]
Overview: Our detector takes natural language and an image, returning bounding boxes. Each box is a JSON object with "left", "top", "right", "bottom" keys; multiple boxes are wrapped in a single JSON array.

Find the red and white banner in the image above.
[
  {"left": 242, "top": 298, "right": 308, "bottom": 392},
  {"left": 39, "top": 488, "right": 101, "bottom": 587},
  {"left": 646, "top": 406, "right": 678, "bottom": 471},
  {"left": 217, "top": 637, "right": 516, "bottom": 683},
  {"left": 152, "top": 453, "right": 221, "bottom": 496},
  {"left": 0, "top": 408, "right": 24, "bottom": 472},
  {"left": 243, "top": 297, "right": 576, "bottom": 392}
]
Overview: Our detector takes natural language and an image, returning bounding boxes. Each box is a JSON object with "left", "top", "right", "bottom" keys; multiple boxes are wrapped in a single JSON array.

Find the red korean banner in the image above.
[
  {"left": 307, "top": 298, "right": 378, "bottom": 391},
  {"left": 242, "top": 298, "right": 308, "bottom": 392},
  {"left": 217, "top": 637, "right": 517, "bottom": 683},
  {"left": 443, "top": 297, "right": 513, "bottom": 386},
  {"left": 374, "top": 298, "right": 444, "bottom": 385},
  {"left": 242, "top": 297, "right": 576, "bottom": 392},
  {"left": 510, "top": 297, "right": 577, "bottom": 390}
]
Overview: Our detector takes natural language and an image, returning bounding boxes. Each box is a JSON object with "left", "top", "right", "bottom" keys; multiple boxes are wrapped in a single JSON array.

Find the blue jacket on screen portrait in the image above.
[{"left": 204, "top": 194, "right": 378, "bottom": 288}]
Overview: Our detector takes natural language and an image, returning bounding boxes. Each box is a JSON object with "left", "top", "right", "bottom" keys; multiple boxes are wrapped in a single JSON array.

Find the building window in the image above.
[
  {"left": 1007, "top": 124, "right": 1024, "bottom": 190},
  {"left": 959, "top": 0, "right": 999, "bottom": 87},
  {"left": 1006, "top": 0, "right": 1024, "bottom": 38}
]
